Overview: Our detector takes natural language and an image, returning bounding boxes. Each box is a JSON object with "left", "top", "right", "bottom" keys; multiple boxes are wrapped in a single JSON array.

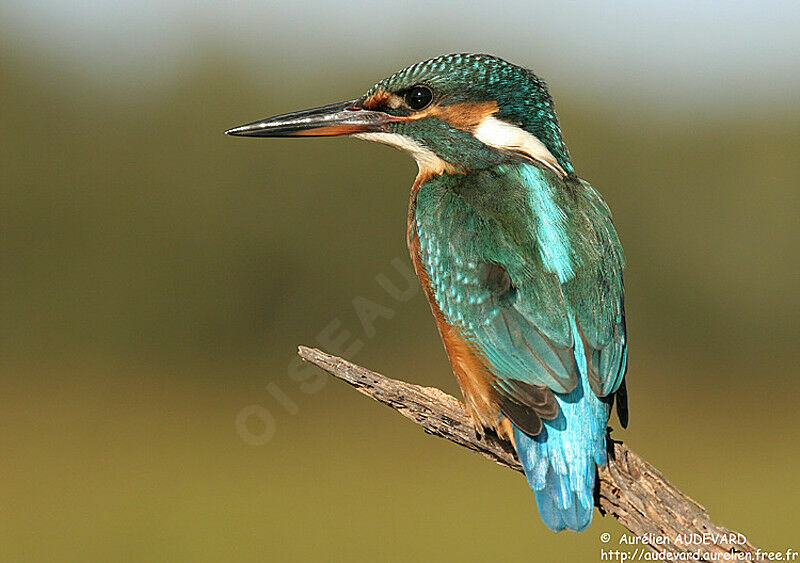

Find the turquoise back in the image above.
[
  {"left": 414, "top": 161, "right": 627, "bottom": 531},
  {"left": 414, "top": 162, "right": 626, "bottom": 412}
]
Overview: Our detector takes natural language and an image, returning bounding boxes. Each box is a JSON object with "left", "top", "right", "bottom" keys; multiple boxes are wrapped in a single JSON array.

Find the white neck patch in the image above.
[
  {"left": 354, "top": 132, "right": 451, "bottom": 176},
  {"left": 473, "top": 116, "right": 567, "bottom": 178}
]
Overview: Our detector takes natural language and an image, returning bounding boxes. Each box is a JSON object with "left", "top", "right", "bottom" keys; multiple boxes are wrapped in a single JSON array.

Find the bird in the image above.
[{"left": 226, "top": 53, "right": 628, "bottom": 533}]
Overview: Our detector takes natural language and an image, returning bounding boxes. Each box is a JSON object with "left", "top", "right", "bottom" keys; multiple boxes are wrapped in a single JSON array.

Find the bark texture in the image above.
[{"left": 298, "top": 346, "right": 758, "bottom": 560}]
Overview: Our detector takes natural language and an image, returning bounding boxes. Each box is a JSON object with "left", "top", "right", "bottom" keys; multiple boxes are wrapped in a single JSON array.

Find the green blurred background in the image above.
[{"left": 1, "top": 1, "right": 798, "bottom": 561}]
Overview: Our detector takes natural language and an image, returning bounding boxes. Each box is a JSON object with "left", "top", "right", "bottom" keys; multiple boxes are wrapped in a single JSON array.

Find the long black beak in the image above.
[{"left": 225, "top": 99, "right": 391, "bottom": 138}]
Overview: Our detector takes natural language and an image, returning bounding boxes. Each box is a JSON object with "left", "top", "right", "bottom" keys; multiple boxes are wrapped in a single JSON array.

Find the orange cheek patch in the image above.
[
  {"left": 428, "top": 100, "right": 498, "bottom": 130},
  {"left": 390, "top": 100, "right": 498, "bottom": 131},
  {"left": 363, "top": 94, "right": 497, "bottom": 130}
]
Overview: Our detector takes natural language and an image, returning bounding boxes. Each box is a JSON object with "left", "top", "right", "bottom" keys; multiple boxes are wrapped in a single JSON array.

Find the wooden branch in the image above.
[{"left": 298, "top": 346, "right": 759, "bottom": 560}]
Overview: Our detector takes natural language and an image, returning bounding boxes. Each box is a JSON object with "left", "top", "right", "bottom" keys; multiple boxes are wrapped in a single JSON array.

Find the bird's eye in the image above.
[{"left": 405, "top": 86, "right": 433, "bottom": 110}]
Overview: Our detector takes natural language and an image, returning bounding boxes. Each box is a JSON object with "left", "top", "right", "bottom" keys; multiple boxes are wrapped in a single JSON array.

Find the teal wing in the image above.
[
  {"left": 567, "top": 178, "right": 628, "bottom": 426},
  {"left": 415, "top": 164, "right": 627, "bottom": 434}
]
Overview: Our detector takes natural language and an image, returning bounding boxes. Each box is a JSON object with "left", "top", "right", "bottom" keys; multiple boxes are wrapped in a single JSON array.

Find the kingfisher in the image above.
[{"left": 226, "top": 53, "right": 628, "bottom": 532}]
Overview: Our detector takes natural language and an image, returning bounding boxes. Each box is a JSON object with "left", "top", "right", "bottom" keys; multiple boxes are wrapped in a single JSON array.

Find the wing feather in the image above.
[{"left": 414, "top": 164, "right": 627, "bottom": 434}]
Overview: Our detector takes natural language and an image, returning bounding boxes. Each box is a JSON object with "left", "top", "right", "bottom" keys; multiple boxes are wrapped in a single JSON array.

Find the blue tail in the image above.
[{"left": 512, "top": 321, "right": 611, "bottom": 532}]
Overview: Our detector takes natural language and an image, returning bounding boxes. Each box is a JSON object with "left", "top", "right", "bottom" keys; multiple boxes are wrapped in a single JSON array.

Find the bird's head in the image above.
[{"left": 227, "top": 53, "right": 573, "bottom": 178}]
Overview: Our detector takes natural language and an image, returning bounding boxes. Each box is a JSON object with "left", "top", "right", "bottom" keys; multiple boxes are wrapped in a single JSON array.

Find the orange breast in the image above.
[{"left": 407, "top": 227, "right": 501, "bottom": 432}]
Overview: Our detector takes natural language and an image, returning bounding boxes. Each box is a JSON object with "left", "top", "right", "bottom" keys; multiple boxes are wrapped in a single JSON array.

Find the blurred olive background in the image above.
[{"left": 1, "top": 2, "right": 799, "bottom": 561}]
